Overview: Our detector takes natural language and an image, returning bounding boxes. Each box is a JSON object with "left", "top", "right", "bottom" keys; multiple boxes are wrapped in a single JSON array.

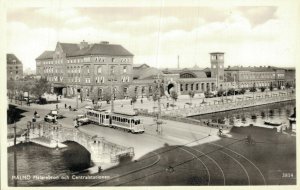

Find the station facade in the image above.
[{"left": 36, "top": 41, "right": 295, "bottom": 100}]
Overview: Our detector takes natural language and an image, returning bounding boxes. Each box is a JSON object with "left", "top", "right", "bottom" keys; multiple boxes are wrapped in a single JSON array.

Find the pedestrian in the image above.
[
  {"left": 53, "top": 115, "right": 57, "bottom": 123},
  {"left": 34, "top": 110, "right": 37, "bottom": 117},
  {"left": 92, "top": 99, "right": 94, "bottom": 105},
  {"left": 141, "top": 99, "right": 143, "bottom": 104},
  {"left": 69, "top": 105, "right": 72, "bottom": 111},
  {"left": 65, "top": 103, "right": 67, "bottom": 109},
  {"left": 56, "top": 96, "right": 58, "bottom": 102},
  {"left": 56, "top": 104, "right": 58, "bottom": 110}
]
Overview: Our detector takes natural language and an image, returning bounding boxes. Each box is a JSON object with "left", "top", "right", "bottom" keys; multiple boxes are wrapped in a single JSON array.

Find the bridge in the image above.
[
  {"left": 24, "top": 121, "right": 134, "bottom": 164},
  {"left": 153, "top": 91, "right": 295, "bottom": 117}
]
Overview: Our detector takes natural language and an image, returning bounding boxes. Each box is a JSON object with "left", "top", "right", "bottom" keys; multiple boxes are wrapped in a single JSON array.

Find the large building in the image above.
[
  {"left": 36, "top": 41, "right": 133, "bottom": 99},
  {"left": 224, "top": 65, "right": 295, "bottom": 89},
  {"left": 36, "top": 41, "right": 295, "bottom": 100},
  {"left": 7, "top": 54, "right": 23, "bottom": 80}
]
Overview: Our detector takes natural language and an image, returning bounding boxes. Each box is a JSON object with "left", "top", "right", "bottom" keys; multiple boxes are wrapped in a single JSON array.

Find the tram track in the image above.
[
  {"left": 209, "top": 142, "right": 266, "bottom": 185},
  {"left": 187, "top": 146, "right": 226, "bottom": 185},
  {"left": 90, "top": 151, "right": 161, "bottom": 186},
  {"left": 180, "top": 147, "right": 211, "bottom": 185}
]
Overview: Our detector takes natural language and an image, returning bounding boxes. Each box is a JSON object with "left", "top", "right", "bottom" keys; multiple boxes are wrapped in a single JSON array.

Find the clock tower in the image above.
[{"left": 210, "top": 52, "right": 225, "bottom": 89}]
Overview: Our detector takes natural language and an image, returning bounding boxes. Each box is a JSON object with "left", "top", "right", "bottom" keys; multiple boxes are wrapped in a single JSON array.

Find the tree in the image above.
[
  {"left": 269, "top": 83, "right": 274, "bottom": 91},
  {"left": 170, "top": 91, "right": 178, "bottom": 105},
  {"left": 260, "top": 86, "right": 266, "bottom": 92},
  {"left": 188, "top": 91, "right": 195, "bottom": 104},
  {"left": 249, "top": 87, "right": 256, "bottom": 92},
  {"left": 102, "top": 88, "right": 111, "bottom": 104},
  {"left": 7, "top": 80, "right": 16, "bottom": 101},
  {"left": 128, "top": 89, "right": 137, "bottom": 108},
  {"left": 217, "top": 89, "right": 225, "bottom": 97},
  {"left": 227, "top": 88, "right": 235, "bottom": 96},
  {"left": 240, "top": 88, "right": 246, "bottom": 94},
  {"left": 31, "top": 78, "right": 51, "bottom": 99}
]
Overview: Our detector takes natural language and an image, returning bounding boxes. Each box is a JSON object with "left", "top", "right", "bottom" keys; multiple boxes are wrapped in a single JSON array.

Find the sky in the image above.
[{"left": 6, "top": 3, "right": 300, "bottom": 71}]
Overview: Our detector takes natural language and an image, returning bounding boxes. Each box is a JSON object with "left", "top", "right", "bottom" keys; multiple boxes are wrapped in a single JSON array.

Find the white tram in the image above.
[{"left": 86, "top": 109, "right": 145, "bottom": 134}]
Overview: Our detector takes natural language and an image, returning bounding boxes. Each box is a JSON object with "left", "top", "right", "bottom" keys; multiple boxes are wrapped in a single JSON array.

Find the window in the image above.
[
  {"left": 97, "top": 66, "right": 102, "bottom": 74},
  {"left": 185, "top": 84, "right": 188, "bottom": 91},
  {"left": 196, "top": 84, "right": 199, "bottom": 90},
  {"left": 123, "top": 66, "right": 127, "bottom": 73},
  {"left": 110, "top": 66, "right": 115, "bottom": 74},
  {"left": 191, "top": 84, "right": 194, "bottom": 91}
]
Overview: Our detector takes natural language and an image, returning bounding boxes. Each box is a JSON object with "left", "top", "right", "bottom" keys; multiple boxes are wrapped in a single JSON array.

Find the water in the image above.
[
  {"left": 7, "top": 141, "right": 91, "bottom": 186},
  {"left": 191, "top": 100, "right": 296, "bottom": 129}
]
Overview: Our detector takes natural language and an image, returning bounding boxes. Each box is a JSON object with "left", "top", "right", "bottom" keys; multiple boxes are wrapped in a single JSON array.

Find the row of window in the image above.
[
  {"left": 180, "top": 83, "right": 215, "bottom": 91},
  {"left": 47, "top": 76, "right": 63, "bottom": 82},
  {"left": 242, "top": 73, "right": 276, "bottom": 80},
  {"left": 111, "top": 116, "right": 140, "bottom": 125},
  {"left": 38, "top": 57, "right": 131, "bottom": 65},
  {"left": 8, "top": 66, "right": 20, "bottom": 70}
]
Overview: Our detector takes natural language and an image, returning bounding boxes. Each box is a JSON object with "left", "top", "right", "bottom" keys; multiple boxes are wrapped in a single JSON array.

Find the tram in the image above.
[{"left": 86, "top": 109, "right": 145, "bottom": 134}]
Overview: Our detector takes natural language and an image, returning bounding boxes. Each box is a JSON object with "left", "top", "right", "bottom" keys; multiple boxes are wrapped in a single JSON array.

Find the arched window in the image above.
[{"left": 97, "top": 66, "right": 102, "bottom": 74}]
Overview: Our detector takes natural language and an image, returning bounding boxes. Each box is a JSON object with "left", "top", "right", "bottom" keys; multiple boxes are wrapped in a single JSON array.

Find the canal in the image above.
[
  {"left": 7, "top": 141, "right": 91, "bottom": 186},
  {"left": 190, "top": 100, "right": 296, "bottom": 130}
]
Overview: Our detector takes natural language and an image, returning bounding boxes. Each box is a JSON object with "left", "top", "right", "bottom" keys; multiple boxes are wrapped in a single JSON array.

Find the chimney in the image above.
[
  {"left": 100, "top": 41, "right": 109, "bottom": 45},
  {"left": 79, "top": 40, "right": 88, "bottom": 49}
]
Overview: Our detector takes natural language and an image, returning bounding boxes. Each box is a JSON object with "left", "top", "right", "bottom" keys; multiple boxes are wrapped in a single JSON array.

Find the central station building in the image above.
[{"left": 36, "top": 41, "right": 295, "bottom": 100}]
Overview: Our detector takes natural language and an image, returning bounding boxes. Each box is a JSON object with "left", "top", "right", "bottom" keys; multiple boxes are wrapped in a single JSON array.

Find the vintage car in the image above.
[{"left": 76, "top": 115, "right": 90, "bottom": 125}]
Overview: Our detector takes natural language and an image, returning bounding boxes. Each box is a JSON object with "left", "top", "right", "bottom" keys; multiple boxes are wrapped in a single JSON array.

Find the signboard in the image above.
[{"left": 23, "top": 92, "right": 29, "bottom": 97}]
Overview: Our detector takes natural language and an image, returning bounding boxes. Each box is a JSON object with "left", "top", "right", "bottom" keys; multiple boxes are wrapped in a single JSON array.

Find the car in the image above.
[
  {"left": 76, "top": 115, "right": 90, "bottom": 126},
  {"left": 204, "top": 92, "right": 215, "bottom": 98},
  {"left": 44, "top": 114, "right": 56, "bottom": 123},
  {"left": 49, "top": 110, "right": 64, "bottom": 119}
]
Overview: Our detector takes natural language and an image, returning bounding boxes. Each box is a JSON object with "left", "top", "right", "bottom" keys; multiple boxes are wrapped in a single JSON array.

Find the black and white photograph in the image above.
[{"left": 1, "top": 0, "right": 299, "bottom": 188}]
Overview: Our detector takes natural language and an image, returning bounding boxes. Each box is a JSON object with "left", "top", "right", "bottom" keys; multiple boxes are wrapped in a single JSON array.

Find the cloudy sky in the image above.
[{"left": 6, "top": 2, "right": 299, "bottom": 70}]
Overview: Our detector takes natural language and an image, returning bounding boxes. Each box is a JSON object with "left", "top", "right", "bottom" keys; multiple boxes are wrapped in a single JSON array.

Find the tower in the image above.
[{"left": 210, "top": 52, "right": 225, "bottom": 89}]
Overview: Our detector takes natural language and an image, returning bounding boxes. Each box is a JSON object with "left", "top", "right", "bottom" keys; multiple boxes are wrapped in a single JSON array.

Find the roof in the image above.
[
  {"left": 133, "top": 63, "right": 150, "bottom": 68},
  {"left": 210, "top": 52, "right": 225, "bottom": 54},
  {"left": 36, "top": 51, "right": 54, "bottom": 60},
  {"left": 67, "top": 43, "right": 134, "bottom": 57},
  {"left": 133, "top": 67, "right": 162, "bottom": 80},
  {"left": 7, "top": 54, "right": 22, "bottom": 64},
  {"left": 225, "top": 66, "right": 281, "bottom": 72},
  {"left": 162, "top": 68, "right": 208, "bottom": 78},
  {"left": 59, "top": 43, "right": 80, "bottom": 56}
]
